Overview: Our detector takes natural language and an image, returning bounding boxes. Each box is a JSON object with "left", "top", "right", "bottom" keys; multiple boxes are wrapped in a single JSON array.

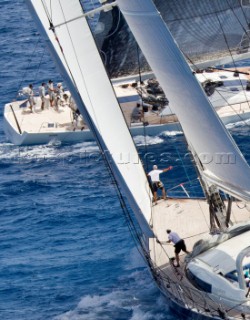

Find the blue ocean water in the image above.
[{"left": 1, "top": 1, "right": 250, "bottom": 320}]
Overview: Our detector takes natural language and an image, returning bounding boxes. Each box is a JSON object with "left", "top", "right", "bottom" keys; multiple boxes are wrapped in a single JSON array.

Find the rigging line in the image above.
[
  {"left": 93, "top": 148, "right": 150, "bottom": 265},
  {"left": 56, "top": 0, "right": 88, "bottom": 92},
  {"left": 157, "top": 273, "right": 217, "bottom": 314},
  {"left": 135, "top": 42, "right": 153, "bottom": 218},
  {"left": 77, "top": 3, "right": 153, "bottom": 255},
  {"left": 50, "top": 0, "right": 53, "bottom": 22},
  {"left": 183, "top": 229, "right": 209, "bottom": 240},
  {"left": 33, "top": 43, "right": 46, "bottom": 83},
  {"left": 185, "top": 52, "right": 250, "bottom": 129},
  {"left": 197, "top": 200, "right": 210, "bottom": 230},
  {"left": 216, "top": 11, "right": 250, "bottom": 115},
  {"left": 175, "top": 143, "right": 199, "bottom": 198},
  {"left": 58, "top": 1, "right": 153, "bottom": 226},
  {"left": 136, "top": 60, "right": 201, "bottom": 199},
  {"left": 216, "top": 12, "right": 244, "bottom": 92},
  {"left": 80, "top": 1, "right": 154, "bottom": 211},
  {"left": 104, "top": 7, "right": 121, "bottom": 40},
  {"left": 227, "top": 0, "right": 250, "bottom": 40},
  {"left": 136, "top": 43, "right": 148, "bottom": 172},
  {"left": 206, "top": 85, "right": 250, "bottom": 127},
  {"left": 239, "top": 0, "right": 250, "bottom": 26},
  {"left": 100, "top": 50, "right": 107, "bottom": 65},
  {"left": 156, "top": 266, "right": 225, "bottom": 315},
  {"left": 229, "top": 203, "right": 243, "bottom": 225},
  {"left": 163, "top": 131, "right": 199, "bottom": 198},
  {"left": 165, "top": 4, "right": 241, "bottom": 23},
  {"left": 140, "top": 75, "right": 199, "bottom": 199},
  {"left": 167, "top": 178, "right": 199, "bottom": 192},
  {"left": 115, "top": 192, "right": 153, "bottom": 266},
  {"left": 42, "top": 1, "right": 150, "bottom": 267},
  {"left": 77, "top": 1, "right": 154, "bottom": 212},
  {"left": 160, "top": 269, "right": 225, "bottom": 316},
  {"left": 155, "top": 240, "right": 185, "bottom": 283},
  {"left": 236, "top": 201, "right": 247, "bottom": 209},
  {"left": 15, "top": 35, "right": 41, "bottom": 99},
  {"left": 186, "top": 50, "right": 250, "bottom": 110},
  {"left": 63, "top": 0, "right": 126, "bottom": 147},
  {"left": 46, "top": 2, "right": 109, "bottom": 145},
  {"left": 41, "top": 0, "right": 52, "bottom": 24}
]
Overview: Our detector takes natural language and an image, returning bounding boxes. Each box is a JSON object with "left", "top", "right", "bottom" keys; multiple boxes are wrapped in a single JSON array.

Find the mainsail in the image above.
[
  {"left": 25, "top": 0, "right": 153, "bottom": 236},
  {"left": 155, "top": 0, "right": 250, "bottom": 68},
  {"left": 117, "top": 0, "right": 250, "bottom": 202},
  {"left": 88, "top": 0, "right": 250, "bottom": 77}
]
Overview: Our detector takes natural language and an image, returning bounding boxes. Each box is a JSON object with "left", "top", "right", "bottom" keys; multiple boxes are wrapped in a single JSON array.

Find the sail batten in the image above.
[
  {"left": 26, "top": 0, "right": 154, "bottom": 236},
  {"left": 117, "top": 0, "right": 250, "bottom": 202}
]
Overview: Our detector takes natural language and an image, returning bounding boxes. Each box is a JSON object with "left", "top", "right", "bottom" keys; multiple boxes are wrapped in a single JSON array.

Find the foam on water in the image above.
[
  {"left": 133, "top": 130, "right": 184, "bottom": 147},
  {"left": 160, "top": 130, "right": 183, "bottom": 137},
  {"left": 133, "top": 135, "right": 164, "bottom": 146},
  {"left": 0, "top": 141, "right": 99, "bottom": 162},
  {"left": 226, "top": 118, "right": 250, "bottom": 129},
  {"left": 54, "top": 270, "right": 171, "bottom": 320},
  {"left": 1, "top": 2, "right": 250, "bottom": 319}
]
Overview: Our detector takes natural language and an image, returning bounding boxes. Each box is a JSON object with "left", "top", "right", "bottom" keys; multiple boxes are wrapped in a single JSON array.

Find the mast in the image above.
[{"left": 117, "top": 0, "right": 250, "bottom": 229}]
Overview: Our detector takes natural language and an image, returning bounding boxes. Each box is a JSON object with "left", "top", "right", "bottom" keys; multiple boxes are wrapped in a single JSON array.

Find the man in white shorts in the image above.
[{"left": 148, "top": 164, "right": 173, "bottom": 204}]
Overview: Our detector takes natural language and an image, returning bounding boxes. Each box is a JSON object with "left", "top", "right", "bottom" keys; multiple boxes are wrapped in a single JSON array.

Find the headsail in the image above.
[
  {"left": 117, "top": 0, "right": 250, "bottom": 202},
  {"left": 25, "top": 0, "right": 153, "bottom": 236}
]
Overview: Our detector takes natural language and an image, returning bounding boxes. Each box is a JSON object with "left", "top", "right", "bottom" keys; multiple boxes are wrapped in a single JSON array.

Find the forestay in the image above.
[
  {"left": 117, "top": 0, "right": 250, "bottom": 202},
  {"left": 25, "top": 0, "right": 153, "bottom": 236}
]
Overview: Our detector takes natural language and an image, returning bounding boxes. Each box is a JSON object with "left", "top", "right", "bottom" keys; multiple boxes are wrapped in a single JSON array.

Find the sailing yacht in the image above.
[
  {"left": 5, "top": 68, "right": 250, "bottom": 145},
  {"left": 24, "top": 0, "right": 250, "bottom": 318},
  {"left": 5, "top": 2, "right": 250, "bottom": 146}
]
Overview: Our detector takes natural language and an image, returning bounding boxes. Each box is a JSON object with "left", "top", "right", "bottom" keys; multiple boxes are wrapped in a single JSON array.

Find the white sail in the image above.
[
  {"left": 117, "top": 0, "right": 250, "bottom": 202},
  {"left": 25, "top": 0, "right": 153, "bottom": 236}
]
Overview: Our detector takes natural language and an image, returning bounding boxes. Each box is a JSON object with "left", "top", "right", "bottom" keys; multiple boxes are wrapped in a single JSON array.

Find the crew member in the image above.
[
  {"left": 166, "top": 229, "right": 190, "bottom": 267},
  {"left": 148, "top": 165, "right": 173, "bottom": 204}
]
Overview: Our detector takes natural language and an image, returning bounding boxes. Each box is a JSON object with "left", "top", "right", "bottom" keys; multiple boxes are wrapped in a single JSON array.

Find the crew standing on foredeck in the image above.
[
  {"left": 166, "top": 229, "right": 189, "bottom": 267},
  {"left": 148, "top": 165, "right": 173, "bottom": 204},
  {"left": 39, "top": 82, "right": 46, "bottom": 110},
  {"left": 55, "top": 83, "right": 64, "bottom": 111},
  {"left": 48, "top": 79, "right": 55, "bottom": 107},
  {"left": 63, "top": 94, "right": 84, "bottom": 131},
  {"left": 27, "top": 84, "right": 35, "bottom": 112}
]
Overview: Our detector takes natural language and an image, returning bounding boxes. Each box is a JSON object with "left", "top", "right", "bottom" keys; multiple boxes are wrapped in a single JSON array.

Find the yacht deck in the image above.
[
  {"left": 4, "top": 94, "right": 250, "bottom": 137},
  {"left": 149, "top": 198, "right": 250, "bottom": 318}
]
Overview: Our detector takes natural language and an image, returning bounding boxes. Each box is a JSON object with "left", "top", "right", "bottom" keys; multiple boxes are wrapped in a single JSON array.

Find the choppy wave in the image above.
[
  {"left": 2, "top": 1, "right": 250, "bottom": 319},
  {"left": 160, "top": 131, "right": 183, "bottom": 137},
  {"left": 226, "top": 118, "right": 250, "bottom": 129},
  {"left": 0, "top": 141, "right": 99, "bottom": 162},
  {"left": 54, "top": 270, "right": 171, "bottom": 320},
  {"left": 133, "top": 135, "right": 164, "bottom": 146}
]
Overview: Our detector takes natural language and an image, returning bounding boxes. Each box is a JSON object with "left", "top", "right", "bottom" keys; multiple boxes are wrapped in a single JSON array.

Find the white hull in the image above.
[
  {"left": 5, "top": 70, "right": 250, "bottom": 146},
  {"left": 4, "top": 106, "right": 250, "bottom": 146}
]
